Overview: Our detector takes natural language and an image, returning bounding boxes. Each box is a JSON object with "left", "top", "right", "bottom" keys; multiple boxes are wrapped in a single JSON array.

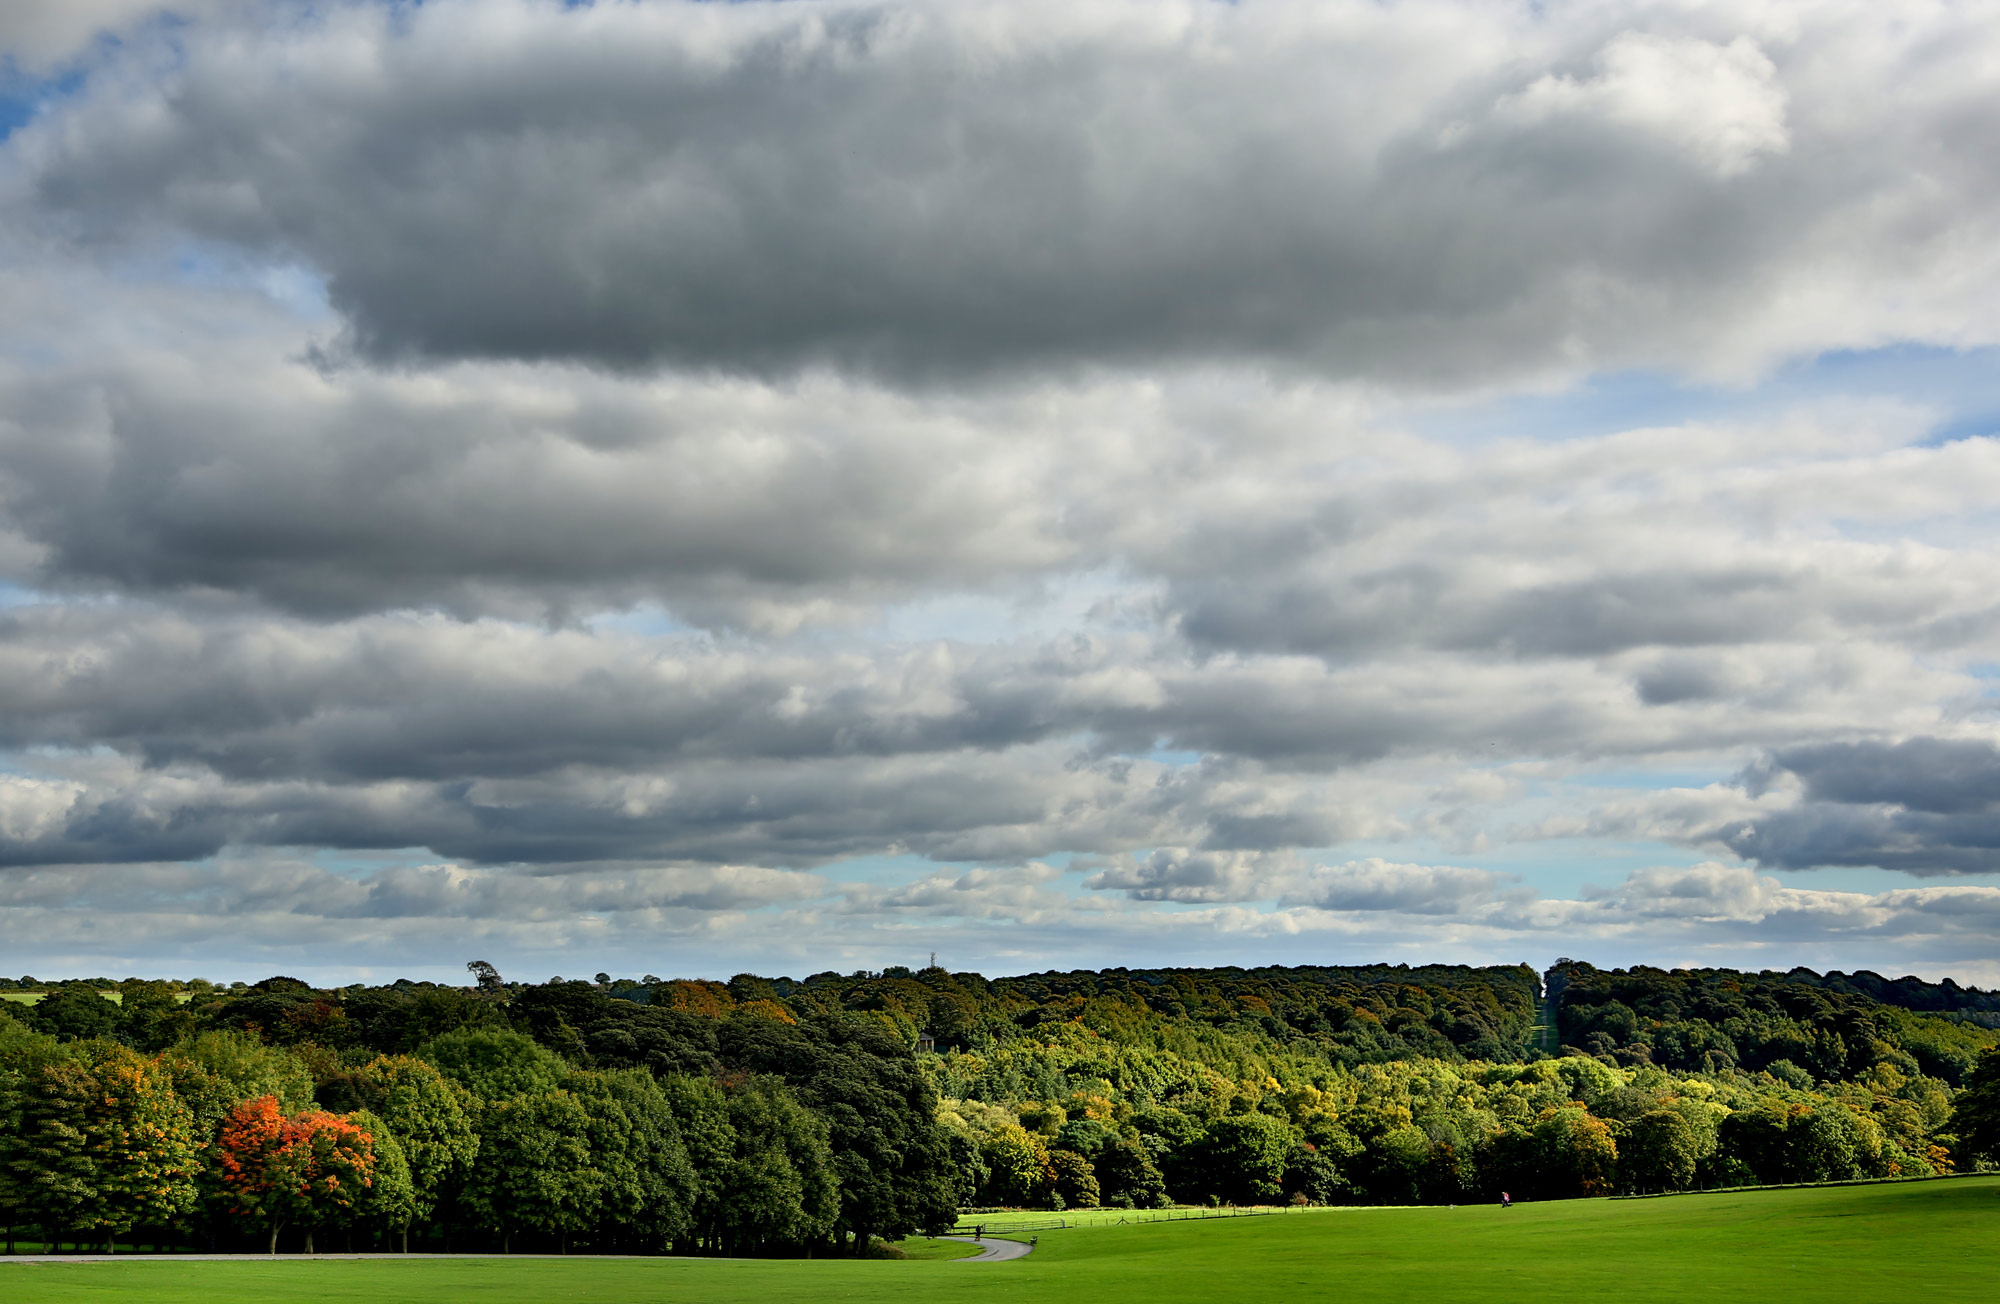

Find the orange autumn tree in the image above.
[{"left": 216, "top": 1095, "right": 377, "bottom": 1253}]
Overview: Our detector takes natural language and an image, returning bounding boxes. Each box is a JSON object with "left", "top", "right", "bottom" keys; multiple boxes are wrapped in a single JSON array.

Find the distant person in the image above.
[{"left": 1502, "top": 1192, "right": 1511, "bottom": 1209}]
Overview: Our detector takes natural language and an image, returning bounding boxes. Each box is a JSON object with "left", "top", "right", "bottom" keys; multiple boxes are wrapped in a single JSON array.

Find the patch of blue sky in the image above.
[
  {"left": 1560, "top": 764, "right": 1737, "bottom": 792},
  {"left": 1405, "top": 343, "right": 2000, "bottom": 448},
  {"left": 159, "top": 242, "right": 334, "bottom": 321},
  {"left": 582, "top": 601, "right": 704, "bottom": 640},
  {"left": 0, "top": 65, "right": 85, "bottom": 143}
]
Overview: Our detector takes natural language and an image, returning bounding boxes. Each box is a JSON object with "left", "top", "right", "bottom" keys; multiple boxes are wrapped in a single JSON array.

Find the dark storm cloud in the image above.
[
  {"left": 1713, "top": 738, "right": 2000, "bottom": 875},
  {"left": 17, "top": 1, "right": 2000, "bottom": 382}
]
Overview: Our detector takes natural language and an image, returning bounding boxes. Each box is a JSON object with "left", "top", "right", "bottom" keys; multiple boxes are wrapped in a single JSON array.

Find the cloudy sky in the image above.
[{"left": 4, "top": 0, "right": 2000, "bottom": 987}]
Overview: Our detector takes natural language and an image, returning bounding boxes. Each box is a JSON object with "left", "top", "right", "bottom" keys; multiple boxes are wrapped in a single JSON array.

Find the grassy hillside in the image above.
[{"left": 4, "top": 1177, "right": 1995, "bottom": 1304}]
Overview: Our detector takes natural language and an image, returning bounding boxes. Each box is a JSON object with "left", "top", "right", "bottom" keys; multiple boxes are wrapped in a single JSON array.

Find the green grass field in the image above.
[{"left": 4, "top": 1178, "right": 1995, "bottom": 1304}]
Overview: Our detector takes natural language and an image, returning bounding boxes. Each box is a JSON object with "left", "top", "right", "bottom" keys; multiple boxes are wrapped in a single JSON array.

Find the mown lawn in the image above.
[{"left": 4, "top": 1177, "right": 1995, "bottom": 1304}]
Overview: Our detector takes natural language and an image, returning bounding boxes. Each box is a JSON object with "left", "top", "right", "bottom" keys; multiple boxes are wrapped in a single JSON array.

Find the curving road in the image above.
[{"left": 939, "top": 1235, "right": 1034, "bottom": 1262}]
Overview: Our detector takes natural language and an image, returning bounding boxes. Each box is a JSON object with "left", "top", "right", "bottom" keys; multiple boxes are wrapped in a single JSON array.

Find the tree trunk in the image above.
[
  {"left": 402, "top": 1229, "right": 409, "bottom": 1255},
  {"left": 303, "top": 1229, "right": 315, "bottom": 1256},
  {"left": 267, "top": 1224, "right": 281, "bottom": 1255}
]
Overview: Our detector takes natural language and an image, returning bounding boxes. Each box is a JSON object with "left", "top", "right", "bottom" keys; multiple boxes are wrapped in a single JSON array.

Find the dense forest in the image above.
[{"left": 1, "top": 959, "right": 1996, "bottom": 1256}]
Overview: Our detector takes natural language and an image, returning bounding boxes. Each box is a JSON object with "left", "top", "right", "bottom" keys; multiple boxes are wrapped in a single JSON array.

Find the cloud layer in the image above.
[
  {"left": 3, "top": 0, "right": 2000, "bottom": 982},
  {"left": 17, "top": 0, "right": 2000, "bottom": 382}
]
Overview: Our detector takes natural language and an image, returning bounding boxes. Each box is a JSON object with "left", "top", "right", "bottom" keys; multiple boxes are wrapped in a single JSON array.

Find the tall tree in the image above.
[
  {"left": 1621, "top": 1110, "right": 1697, "bottom": 1193},
  {"left": 717, "top": 1013, "right": 958, "bottom": 1251},
  {"left": 346, "top": 1110, "right": 417, "bottom": 1247},
  {"left": 1946, "top": 1047, "right": 2000, "bottom": 1164},
  {"left": 717, "top": 1076, "right": 838, "bottom": 1254},
  {"left": 6, "top": 1041, "right": 202, "bottom": 1251},
  {"left": 356, "top": 1054, "right": 478, "bottom": 1245},
  {"left": 458, "top": 1091, "right": 598, "bottom": 1253},
  {"left": 567, "top": 1069, "right": 698, "bottom": 1251}
]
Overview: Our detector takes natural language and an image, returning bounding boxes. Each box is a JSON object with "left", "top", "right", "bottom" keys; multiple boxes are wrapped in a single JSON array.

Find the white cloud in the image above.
[{"left": 1494, "top": 33, "right": 1789, "bottom": 178}]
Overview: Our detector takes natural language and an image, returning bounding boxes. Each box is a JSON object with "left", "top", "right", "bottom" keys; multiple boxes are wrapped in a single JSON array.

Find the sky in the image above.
[{"left": 3, "top": 0, "right": 2000, "bottom": 989}]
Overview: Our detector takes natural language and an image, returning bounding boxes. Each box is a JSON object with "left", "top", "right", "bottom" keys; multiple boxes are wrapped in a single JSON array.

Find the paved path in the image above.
[
  {"left": 1529, "top": 987, "right": 1560, "bottom": 1057},
  {"left": 939, "top": 1235, "right": 1033, "bottom": 1262}
]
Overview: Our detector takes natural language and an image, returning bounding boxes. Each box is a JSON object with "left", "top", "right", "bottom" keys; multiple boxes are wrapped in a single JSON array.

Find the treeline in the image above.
[
  {"left": 2, "top": 960, "right": 1997, "bottom": 1257},
  {"left": 0, "top": 976, "right": 955, "bottom": 1255},
  {"left": 1551, "top": 960, "right": 2000, "bottom": 1085}
]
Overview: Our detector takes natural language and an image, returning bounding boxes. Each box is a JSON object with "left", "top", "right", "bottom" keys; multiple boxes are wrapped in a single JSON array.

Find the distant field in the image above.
[
  {"left": 0, "top": 992, "right": 118, "bottom": 1006},
  {"left": 953, "top": 1204, "right": 1311, "bottom": 1232},
  {"left": 4, "top": 1177, "right": 1995, "bottom": 1304},
  {"left": 0, "top": 991, "right": 197, "bottom": 1006}
]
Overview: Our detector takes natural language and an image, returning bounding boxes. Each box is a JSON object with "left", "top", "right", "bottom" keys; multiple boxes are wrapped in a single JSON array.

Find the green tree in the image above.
[
  {"left": 717, "top": 1013, "right": 959, "bottom": 1251},
  {"left": 346, "top": 1109, "right": 417, "bottom": 1245},
  {"left": 1946, "top": 1047, "right": 2000, "bottom": 1164},
  {"left": 355, "top": 1054, "right": 478, "bottom": 1243},
  {"left": 568, "top": 1068, "right": 698, "bottom": 1250},
  {"left": 22, "top": 988, "right": 119, "bottom": 1042},
  {"left": 661, "top": 1074, "right": 737, "bottom": 1251},
  {"left": 422, "top": 1028, "right": 568, "bottom": 1101},
  {"left": 1622, "top": 1110, "right": 1697, "bottom": 1192},
  {"left": 1531, "top": 1105, "right": 1618, "bottom": 1198},
  {"left": 715, "top": 1076, "right": 839, "bottom": 1253},
  {"left": 7, "top": 1041, "right": 202, "bottom": 1250},
  {"left": 1095, "top": 1137, "right": 1168, "bottom": 1207},
  {"left": 979, "top": 1123, "right": 1053, "bottom": 1206},
  {"left": 1787, "top": 1106, "right": 1862, "bottom": 1183},
  {"left": 1048, "top": 1148, "right": 1100, "bottom": 1208},
  {"left": 459, "top": 1090, "right": 597, "bottom": 1252},
  {"left": 164, "top": 1030, "right": 315, "bottom": 1133},
  {"left": 116, "top": 981, "right": 194, "bottom": 1052},
  {"left": 1194, "top": 1113, "right": 1296, "bottom": 1204}
]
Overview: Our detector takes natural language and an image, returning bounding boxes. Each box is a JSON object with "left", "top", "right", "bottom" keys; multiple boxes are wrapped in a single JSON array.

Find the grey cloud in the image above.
[
  {"left": 847, "top": 862, "right": 1087, "bottom": 923},
  {"left": 0, "top": 595, "right": 1973, "bottom": 875},
  {"left": 1766, "top": 737, "right": 2000, "bottom": 814},
  {"left": 1712, "top": 737, "right": 2000, "bottom": 875},
  {"left": 0, "top": 355, "right": 1085, "bottom": 622},
  {"left": 5, "top": 272, "right": 2000, "bottom": 672},
  {"left": 1570, "top": 738, "right": 2000, "bottom": 875},
  {"left": 0, "top": 855, "right": 817, "bottom": 918},
  {"left": 17, "top": 1, "right": 2000, "bottom": 381},
  {"left": 0, "top": 1, "right": 242, "bottom": 70},
  {"left": 1283, "top": 858, "right": 1514, "bottom": 915},
  {"left": 0, "top": 734, "right": 1377, "bottom": 871},
  {"left": 1084, "top": 847, "right": 1298, "bottom": 904}
]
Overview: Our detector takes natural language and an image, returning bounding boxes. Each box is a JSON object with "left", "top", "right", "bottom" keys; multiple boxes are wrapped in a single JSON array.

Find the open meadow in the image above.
[{"left": 4, "top": 1177, "right": 1995, "bottom": 1304}]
